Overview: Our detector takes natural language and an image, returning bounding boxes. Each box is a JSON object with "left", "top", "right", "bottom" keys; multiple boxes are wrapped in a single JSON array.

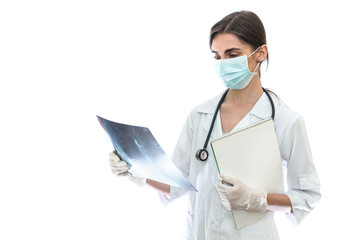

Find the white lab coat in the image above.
[{"left": 161, "top": 91, "right": 321, "bottom": 240}]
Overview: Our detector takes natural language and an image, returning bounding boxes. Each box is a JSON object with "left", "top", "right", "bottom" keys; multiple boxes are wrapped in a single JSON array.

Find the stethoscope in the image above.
[{"left": 195, "top": 87, "right": 275, "bottom": 161}]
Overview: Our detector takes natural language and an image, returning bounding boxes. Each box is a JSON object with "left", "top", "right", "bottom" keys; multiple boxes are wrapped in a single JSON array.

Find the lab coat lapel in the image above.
[
  {"left": 249, "top": 92, "right": 273, "bottom": 121},
  {"left": 195, "top": 90, "right": 274, "bottom": 142},
  {"left": 195, "top": 91, "right": 225, "bottom": 143}
]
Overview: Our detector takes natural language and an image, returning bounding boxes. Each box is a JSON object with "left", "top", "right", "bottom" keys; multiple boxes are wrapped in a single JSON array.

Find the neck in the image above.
[{"left": 225, "top": 76, "right": 263, "bottom": 105}]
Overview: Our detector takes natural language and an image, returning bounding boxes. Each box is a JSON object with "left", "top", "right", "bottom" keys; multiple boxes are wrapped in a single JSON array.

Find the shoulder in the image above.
[
  {"left": 271, "top": 94, "right": 305, "bottom": 133},
  {"left": 275, "top": 100, "right": 302, "bottom": 125},
  {"left": 271, "top": 94, "right": 308, "bottom": 143}
]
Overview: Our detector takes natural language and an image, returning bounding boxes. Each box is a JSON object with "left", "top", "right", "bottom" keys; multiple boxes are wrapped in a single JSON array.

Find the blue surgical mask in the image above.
[{"left": 213, "top": 46, "right": 261, "bottom": 89}]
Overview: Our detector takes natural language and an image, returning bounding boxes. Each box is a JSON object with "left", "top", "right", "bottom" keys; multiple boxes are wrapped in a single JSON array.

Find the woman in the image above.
[{"left": 109, "top": 11, "right": 321, "bottom": 239}]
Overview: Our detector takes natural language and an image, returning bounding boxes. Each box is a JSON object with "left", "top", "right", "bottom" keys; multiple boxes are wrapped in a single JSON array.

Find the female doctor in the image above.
[{"left": 109, "top": 11, "right": 321, "bottom": 239}]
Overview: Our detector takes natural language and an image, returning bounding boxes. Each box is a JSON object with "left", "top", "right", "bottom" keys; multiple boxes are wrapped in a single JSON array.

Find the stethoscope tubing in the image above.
[
  {"left": 196, "top": 87, "right": 275, "bottom": 161},
  {"left": 202, "top": 88, "right": 229, "bottom": 150}
]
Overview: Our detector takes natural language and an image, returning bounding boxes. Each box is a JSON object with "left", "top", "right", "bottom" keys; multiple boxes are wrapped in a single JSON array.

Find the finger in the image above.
[
  {"left": 218, "top": 191, "right": 228, "bottom": 202},
  {"left": 116, "top": 172, "right": 131, "bottom": 178},
  {"left": 224, "top": 204, "right": 231, "bottom": 211},
  {"left": 218, "top": 192, "right": 228, "bottom": 204},
  {"left": 220, "top": 199, "right": 231, "bottom": 211},
  {"left": 110, "top": 161, "right": 129, "bottom": 169},
  {"left": 111, "top": 160, "right": 129, "bottom": 168},
  {"left": 109, "top": 151, "right": 121, "bottom": 162},
  {"left": 111, "top": 166, "right": 130, "bottom": 173},
  {"left": 219, "top": 174, "right": 235, "bottom": 186},
  {"left": 217, "top": 181, "right": 232, "bottom": 193},
  {"left": 111, "top": 167, "right": 130, "bottom": 174}
]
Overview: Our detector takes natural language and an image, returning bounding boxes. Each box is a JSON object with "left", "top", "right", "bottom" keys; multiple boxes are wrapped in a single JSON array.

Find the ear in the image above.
[{"left": 257, "top": 45, "right": 268, "bottom": 63}]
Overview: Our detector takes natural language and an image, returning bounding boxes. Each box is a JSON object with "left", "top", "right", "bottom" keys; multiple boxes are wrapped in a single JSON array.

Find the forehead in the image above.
[{"left": 211, "top": 33, "right": 251, "bottom": 52}]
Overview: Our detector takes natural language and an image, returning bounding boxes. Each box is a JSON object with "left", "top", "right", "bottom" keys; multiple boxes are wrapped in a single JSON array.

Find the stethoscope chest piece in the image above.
[{"left": 196, "top": 148, "right": 209, "bottom": 161}]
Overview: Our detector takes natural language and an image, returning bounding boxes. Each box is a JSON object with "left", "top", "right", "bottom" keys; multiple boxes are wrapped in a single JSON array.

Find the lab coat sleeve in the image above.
[
  {"left": 159, "top": 111, "right": 194, "bottom": 205},
  {"left": 281, "top": 116, "right": 321, "bottom": 225}
]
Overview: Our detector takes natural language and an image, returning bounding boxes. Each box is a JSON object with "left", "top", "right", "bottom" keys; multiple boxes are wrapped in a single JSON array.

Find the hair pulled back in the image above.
[{"left": 210, "top": 11, "right": 269, "bottom": 64}]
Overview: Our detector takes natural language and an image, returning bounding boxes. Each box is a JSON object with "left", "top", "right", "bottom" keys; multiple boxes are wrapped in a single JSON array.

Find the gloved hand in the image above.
[
  {"left": 217, "top": 174, "right": 267, "bottom": 212},
  {"left": 109, "top": 151, "right": 147, "bottom": 187}
]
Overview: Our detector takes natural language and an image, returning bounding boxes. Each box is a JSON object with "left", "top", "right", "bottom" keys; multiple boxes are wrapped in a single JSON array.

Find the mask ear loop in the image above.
[
  {"left": 252, "top": 61, "right": 261, "bottom": 73},
  {"left": 248, "top": 46, "right": 262, "bottom": 73},
  {"left": 248, "top": 46, "right": 261, "bottom": 57}
]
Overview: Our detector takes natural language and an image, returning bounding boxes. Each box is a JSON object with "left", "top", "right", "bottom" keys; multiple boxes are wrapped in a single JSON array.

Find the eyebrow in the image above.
[{"left": 211, "top": 48, "right": 242, "bottom": 54}]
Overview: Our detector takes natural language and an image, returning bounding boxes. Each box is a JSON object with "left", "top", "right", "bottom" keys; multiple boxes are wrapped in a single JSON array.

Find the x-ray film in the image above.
[{"left": 97, "top": 116, "right": 197, "bottom": 191}]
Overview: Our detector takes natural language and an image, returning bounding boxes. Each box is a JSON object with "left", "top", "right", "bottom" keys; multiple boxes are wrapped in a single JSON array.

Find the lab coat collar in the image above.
[
  {"left": 195, "top": 91, "right": 226, "bottom": 115},
  {"left": 195, "top": 90, "right": 274, "bottom": 120},
  {"left": 249, "top": 92, "right": 273, "bottom": 120}
]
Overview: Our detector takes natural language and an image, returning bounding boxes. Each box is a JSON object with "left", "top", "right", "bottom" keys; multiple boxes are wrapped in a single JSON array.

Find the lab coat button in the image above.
[
  {"left": 315, "top": 179, "right": 320, "bottom": 185},
  {"left": 211, "top": 219, "right": 220, "bottom": 229}
]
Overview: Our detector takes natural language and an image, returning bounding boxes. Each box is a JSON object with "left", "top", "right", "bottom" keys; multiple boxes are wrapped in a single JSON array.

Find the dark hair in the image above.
[{"left": 210, "top": 11, "right": 269, "bottom": 68}]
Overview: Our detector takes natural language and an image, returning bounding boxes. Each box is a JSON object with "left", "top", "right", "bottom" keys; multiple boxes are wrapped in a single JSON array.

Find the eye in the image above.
[
  {"left": 213, "top": 55, "right": 221, "bottom": 60},
  {"left": 228, "top": 53, "right": 239, "bottom": 58}
]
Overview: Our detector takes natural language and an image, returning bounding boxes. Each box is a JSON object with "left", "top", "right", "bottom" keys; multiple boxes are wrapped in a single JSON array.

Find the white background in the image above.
[{"left": 1, "top": 0, "right": 359, "bottom": 239}]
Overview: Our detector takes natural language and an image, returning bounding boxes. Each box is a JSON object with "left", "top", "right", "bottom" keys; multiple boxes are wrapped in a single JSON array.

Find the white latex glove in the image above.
[
  {"left": 109, "top": 151, "right": 146, "bottom": 187},
  {"left": 217, "top": 174, "right": 267, "bottom": 212}
]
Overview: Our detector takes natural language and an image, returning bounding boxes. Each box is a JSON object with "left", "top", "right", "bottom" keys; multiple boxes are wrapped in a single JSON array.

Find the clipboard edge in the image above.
[{"left": 210, "top": 118, "right": 273, "bottom": 145}]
